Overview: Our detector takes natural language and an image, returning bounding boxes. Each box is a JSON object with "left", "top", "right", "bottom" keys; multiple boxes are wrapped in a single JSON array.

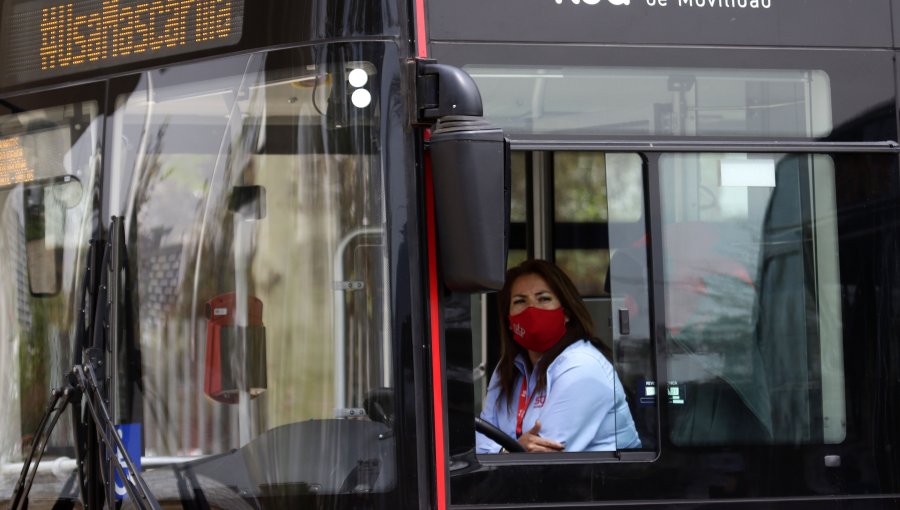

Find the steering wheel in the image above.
[{"left": 474, "top": 417, "right": 525, "bottom": 453}]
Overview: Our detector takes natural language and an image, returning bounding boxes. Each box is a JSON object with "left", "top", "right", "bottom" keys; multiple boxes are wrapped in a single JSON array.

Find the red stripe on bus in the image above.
[
  {"left": 424, "top": 148, "right": 447, "bottom": 510},
  {"left": 415, "top": 0, "right": 428, "bottom": 57}
]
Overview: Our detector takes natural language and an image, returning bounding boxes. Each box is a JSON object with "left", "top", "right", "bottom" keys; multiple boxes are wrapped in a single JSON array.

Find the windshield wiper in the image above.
[
  {"left": 74, "top": 357, "right": 160, "bottom": 510},
  {"left": 9, "top": 378, "right": 78, "bottom": 510},
  {"left": 10, "top": 360, "right": 160, "bottom": 509},
  {"left": 11, "top": 217, "right": 160, "bottom": 510}
]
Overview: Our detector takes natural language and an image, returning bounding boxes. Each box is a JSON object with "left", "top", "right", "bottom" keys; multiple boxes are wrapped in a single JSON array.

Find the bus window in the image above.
[
  {"left": 508, "top": 151, "right": 528, "bottom": 268},
  {"left": 466, "top": 66, "right": 832, "bottom": 139},
  {"left": 553, "top": 152, "right": 654, "bottom": 452},
  {"left": 660, "top": 153, "right": 846, "bottom": 445},
  {"left": 553, "top": 152, "right": 611, "bottom": 296},
  {"left": 471, "top": 150, "right": 655, "bottom": 455},
  {"left": 0, "top": 98, "right": 100, "bottom": 466}
]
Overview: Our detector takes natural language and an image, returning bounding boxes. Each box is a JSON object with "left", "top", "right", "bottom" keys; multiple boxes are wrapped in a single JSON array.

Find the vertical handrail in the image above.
[{"left": 332, "top": 227, "right": 383, "bottom": 414}]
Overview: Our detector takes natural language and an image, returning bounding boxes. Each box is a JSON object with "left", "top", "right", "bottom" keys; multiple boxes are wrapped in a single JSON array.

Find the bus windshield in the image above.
[{"left": 0, "top": 42, "right": 395, "bottom": 507}]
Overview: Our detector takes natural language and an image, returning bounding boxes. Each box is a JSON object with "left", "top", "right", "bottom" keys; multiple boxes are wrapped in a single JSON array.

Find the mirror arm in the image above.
[{"left": 410, "top": 58, "right": 484, "bottom": 126}]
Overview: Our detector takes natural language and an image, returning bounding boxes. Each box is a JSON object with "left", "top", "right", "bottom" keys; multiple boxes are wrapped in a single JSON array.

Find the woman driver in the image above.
[{"left": 476, "top": 259, "right": 641, "bottom": 453}]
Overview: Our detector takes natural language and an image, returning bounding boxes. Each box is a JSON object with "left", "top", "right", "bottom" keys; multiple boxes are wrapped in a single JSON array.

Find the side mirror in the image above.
[
  {"left": 430, "top": 119, "right": 510, "bottom": 292},
  {"left": 413, "top": 60, "right": 511, "bottom": 292},
  {"left": 14, "top": 120, "right": 80, "bottom": 297}
]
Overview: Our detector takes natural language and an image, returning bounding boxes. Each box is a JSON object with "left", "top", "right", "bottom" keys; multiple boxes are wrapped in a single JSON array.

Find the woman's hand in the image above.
[{"left": 517, "top": 420, "right": 564, "bottom": 452}]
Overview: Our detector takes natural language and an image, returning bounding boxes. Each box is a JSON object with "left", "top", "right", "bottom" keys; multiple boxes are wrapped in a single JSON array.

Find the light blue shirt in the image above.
[{"left": 476, "top": 340, "right": 641, "bottom": 453}]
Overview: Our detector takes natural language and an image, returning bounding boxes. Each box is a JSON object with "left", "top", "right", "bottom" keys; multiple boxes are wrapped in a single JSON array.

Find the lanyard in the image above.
[{"left": 515, "top": 376, "right": 532, "bottom": 437}]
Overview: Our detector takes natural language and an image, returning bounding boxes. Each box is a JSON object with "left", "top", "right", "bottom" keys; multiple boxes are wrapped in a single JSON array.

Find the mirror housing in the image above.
[
  {"left": 412, "top": 59, "right": 511, "bottom": 292},
  {"left": 430, "top": 117, "right": 510, "bottom": 292}
]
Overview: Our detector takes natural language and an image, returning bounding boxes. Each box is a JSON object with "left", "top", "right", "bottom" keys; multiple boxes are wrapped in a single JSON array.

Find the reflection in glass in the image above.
[
  {"left": 660, "top": 153, "right": 847, "bottom": 445},
  {"left": 494, "top": 150, "right": 654, "bottom": 452},
  {"left": 0, "top": 102, "right": 100, "bottom": 495},
  {"left": 105, "top": 44, "right": 393, "bottom": 505},
  {"left": 466, "top": 65, "right": 832, "bottom": 138}
]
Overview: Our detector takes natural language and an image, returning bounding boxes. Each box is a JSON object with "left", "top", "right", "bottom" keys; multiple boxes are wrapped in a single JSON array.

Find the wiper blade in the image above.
[
  {"left": 73, "top": 360, "right": 161, "bottom": 510},
  {"left": 9, "top": 381, "right": 78, "bottom": 510},
  {"left": 12, "top": 217, "right": 160, "bottom": 510},
  {"left": 9, "top": 360, "right": 161, "bottom": 510}
]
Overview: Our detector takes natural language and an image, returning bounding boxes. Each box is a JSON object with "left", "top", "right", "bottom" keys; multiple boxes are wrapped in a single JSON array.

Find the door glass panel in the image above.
[
  {"left": 604, "top": 154, "right": 654, "bottom": 451},
  {"left": 508, "top": 151, "right": 528, "bottom": 267},
  {"left": 551, "top": 151, "right": 652, "bottom": 451},
  {"left": 474, "top": 151, "right": 650, "bottom": 455},
  {"left": 554, "top": 152, "right": 610, "bottom": 297},
  {"left": 659, "top": 153, "right": 846, "bottom": 445}
]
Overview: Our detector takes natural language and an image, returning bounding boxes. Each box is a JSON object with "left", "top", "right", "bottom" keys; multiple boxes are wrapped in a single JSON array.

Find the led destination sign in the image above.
[
  {"left": 0, "top": 0, "right": 244, "bottom": 86},
  {"left": 0, "top": 137, "right": 34, "bottom": 186}
]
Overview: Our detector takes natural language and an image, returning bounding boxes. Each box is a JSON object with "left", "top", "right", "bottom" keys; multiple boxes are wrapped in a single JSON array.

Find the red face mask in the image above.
[{"left": 508, "top": 307, "right": 567, "bottom": 353}]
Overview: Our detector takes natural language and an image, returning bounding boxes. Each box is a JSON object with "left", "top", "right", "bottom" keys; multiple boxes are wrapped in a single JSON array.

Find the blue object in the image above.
[{"left": 114, "top": 423, "right": 142, "bottom": 499}]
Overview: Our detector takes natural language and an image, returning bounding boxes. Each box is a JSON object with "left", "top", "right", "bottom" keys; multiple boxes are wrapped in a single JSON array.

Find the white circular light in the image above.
[
  {"left": 348, "top": 68, "right": 368, "bottom": 88},
  {"left": 351, "top": 89, "right": 372, "bottom": 108}
]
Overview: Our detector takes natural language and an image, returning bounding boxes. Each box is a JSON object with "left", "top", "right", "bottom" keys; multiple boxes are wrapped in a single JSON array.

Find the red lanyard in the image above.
[{"left": 515, "top": 376, "right": 531, "bottom": 437}]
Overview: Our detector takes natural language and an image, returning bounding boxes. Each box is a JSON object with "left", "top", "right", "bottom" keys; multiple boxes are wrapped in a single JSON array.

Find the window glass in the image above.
[
  {"left": 660, "top": 153, "right": 846, "bottom": 445},
  {"left": 603, "top": 154, "right": 654, "bottom": 451},
  {"left": 554, "top": 152, "right": 643, "bottom": 296},
  {"left": 555, "top": 249, "right": 607, "bottom": 297},
  {"left": 109, "top": 43, "right": 393, "bottom": 502},
  {"left": 0, "top": 100, "right": 100, "bottom": 478},
  {"left": 475, "top": 150, "right": 652, "bottom": 456},
  {"left": 508, "top": 151, "right": 527, "bottom": 267},
  {"left": 466, "top": 66, "right": 832, "bottom": 138},
  {"left": 554, "top": 152, "right": 609, "bottom": 296},
  {"left": 551, "top": 152, "right": 654, "bottom": 453}
]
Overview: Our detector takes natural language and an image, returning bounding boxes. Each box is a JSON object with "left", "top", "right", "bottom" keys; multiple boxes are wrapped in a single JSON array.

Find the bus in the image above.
[{"left": 1, "top": 0, "right": 900, "bottom": 508}]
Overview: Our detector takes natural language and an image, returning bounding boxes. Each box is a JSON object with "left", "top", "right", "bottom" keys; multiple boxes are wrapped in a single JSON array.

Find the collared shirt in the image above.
[{"left": 476, "top": 340, "right": 642, "bottom": 453}]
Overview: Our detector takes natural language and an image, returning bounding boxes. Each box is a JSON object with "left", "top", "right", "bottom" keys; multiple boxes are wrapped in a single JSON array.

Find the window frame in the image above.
[{"left": 448, "top": 143, "right": 900, "bottom": 506}]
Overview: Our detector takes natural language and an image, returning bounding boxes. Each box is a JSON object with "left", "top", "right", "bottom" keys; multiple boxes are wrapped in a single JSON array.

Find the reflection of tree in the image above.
[
  {"left": 123, "top": 125, "right": 174, "bottom": 435},
  {"left": 127, "top": 118, "right": 240, "bottom": 454},
  {"left": 668, "top": 273, "right": 773, "bottom": 446},
  {"left": 554, "top": 152, "right": 608, "bottom": 222},
  {"left": 12, "top": 185, "right": 74, "bottom": 457},
  {"left": 113, "top": 59, "right": 391, "bottom": 454},
  {"left": 553, "top": 152, "right": 610, "bottom": 296}
]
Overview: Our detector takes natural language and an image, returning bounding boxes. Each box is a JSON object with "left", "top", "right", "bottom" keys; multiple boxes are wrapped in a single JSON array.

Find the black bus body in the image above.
[{"left": 0, "top": 0, "right": 899, "bottom": 508}]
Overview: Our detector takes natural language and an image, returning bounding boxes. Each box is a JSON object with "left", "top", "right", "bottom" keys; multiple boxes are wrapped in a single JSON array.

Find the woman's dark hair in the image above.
[{"left": 495, "top": 259, "right": 612, "bottom": 407}]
